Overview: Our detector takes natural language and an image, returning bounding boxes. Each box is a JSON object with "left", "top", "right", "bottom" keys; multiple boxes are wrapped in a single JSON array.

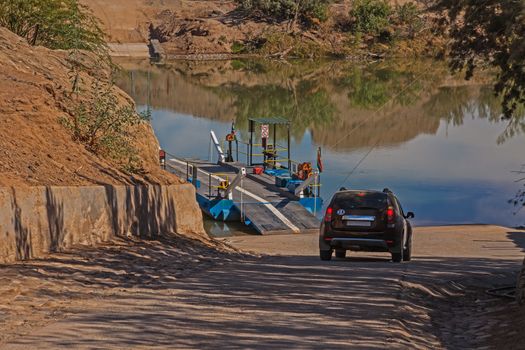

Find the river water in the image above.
[{"left": 116, "top": 59, "right": 525, "bottom": 229}]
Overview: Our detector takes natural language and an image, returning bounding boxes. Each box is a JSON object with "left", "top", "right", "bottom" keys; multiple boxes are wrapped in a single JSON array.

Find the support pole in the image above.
[
  {"left": 273, "top": 124, "right": 277, "bottom": 169},
  {"left": 192, "top": 164, "right": 198, "bottom": 187},
  {"left": 208, "top": 173, "right": 212, "bottom": 198},
  {"left": 273, "top": 124, "right": 277, "bottom": 146},
  {"left": 249, "top": 120, "right": 254, "bottom": 166},
  {"left": 263, "top": 137, "right": 267, "bottom": 169},
  {"left": 236, "top": 140, "right": 239, "bottom": 162},
  {"left": 314, "top": 171, "right": 318, "bottom": 216},
  {"left": 240, "top": 177, "right": 244, "bottom": 223},
  {"left": 318, "top": 174, "right": 321, "bottom": 198},
  {"left": 287, "top": 124, "right": 291, "bottom": 173},
  {"left": 226, "top": 140, "right": 233, "bottom": 162}
]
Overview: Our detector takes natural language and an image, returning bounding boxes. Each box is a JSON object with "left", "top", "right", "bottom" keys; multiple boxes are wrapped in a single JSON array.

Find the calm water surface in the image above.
[{"left": 116, "top": 59, "right": 525, "bottom": 228}]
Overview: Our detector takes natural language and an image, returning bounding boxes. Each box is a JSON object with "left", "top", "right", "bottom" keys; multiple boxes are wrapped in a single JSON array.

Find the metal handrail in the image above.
[
  {"left": 209, "top": 173, "right": 230, "bottom": 189},
  {"left": 265, "top": 158, "right": 290, "bottom": 163}
]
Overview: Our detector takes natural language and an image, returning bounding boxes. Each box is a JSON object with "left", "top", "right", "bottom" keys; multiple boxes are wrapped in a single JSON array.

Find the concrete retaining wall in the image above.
[{"left": 0, "top": 185, "right": 205, "bottom": 264}]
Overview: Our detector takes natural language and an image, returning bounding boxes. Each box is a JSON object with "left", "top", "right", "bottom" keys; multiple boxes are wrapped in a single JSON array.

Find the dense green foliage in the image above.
[
  {"left": 435, "top": 0, "right": 525, "bottom": 119},
  {"left": 236, "top": 0, "right": 330, "bottom": 23},
  {"left": 350, "top": 0, "right": 392, "bottom": 34},
  {"left": 0, "top": 0, "right": 106, "bottom": 53},
  {"left": 349, "top": 0, "right": 423, "bottom": 36}
]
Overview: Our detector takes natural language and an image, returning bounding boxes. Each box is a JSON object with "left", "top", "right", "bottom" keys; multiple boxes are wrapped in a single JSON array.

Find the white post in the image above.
[
  {"left": 240, "top": 177, "right": 244, "bottom": 223},
  {"left": 210, "top": 130, "right": 226, "bottom": 163},
  {"left": 313, "top": 171, "right": 318, "bottom": 216}
]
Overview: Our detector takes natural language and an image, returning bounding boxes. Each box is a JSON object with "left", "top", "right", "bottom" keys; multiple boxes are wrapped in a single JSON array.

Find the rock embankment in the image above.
[
  {"left": 0, "top": 27, "right": 176, "bottom": 187},
  {"left": 82, "top": 0, "right": 442, "bottom": 58},
  {"left": 0, "top": 26, "right": 210, "bottom": 260}
]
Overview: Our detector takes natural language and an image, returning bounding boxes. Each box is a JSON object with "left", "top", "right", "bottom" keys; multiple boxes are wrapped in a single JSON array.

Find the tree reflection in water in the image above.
[
  {"left": 116, "top": 58, "right": 524, "bottom": 150},
  {"left": 115, "top": 58, "right": 525, "bottom": 226}
]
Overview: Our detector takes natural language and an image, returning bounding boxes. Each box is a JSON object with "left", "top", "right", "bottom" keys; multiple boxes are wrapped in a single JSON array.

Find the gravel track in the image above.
[{"left": 1, "top": 225, "right": 524, "bottom": 349}]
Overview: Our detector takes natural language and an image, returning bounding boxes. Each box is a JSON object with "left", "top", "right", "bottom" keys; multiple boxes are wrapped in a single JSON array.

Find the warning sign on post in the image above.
[{"left": 261, "top": 124, "right": 269, "bottom": 138}]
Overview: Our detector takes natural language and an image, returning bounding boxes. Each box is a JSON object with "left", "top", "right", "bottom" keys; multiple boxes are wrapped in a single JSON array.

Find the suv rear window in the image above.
[{"left": 332, "top": 191, "right": 387, "bottom": 210}]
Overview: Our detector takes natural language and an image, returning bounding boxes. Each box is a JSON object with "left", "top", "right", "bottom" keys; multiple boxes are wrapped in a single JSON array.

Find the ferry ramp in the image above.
[{"left": 166, "top": 158, "right": 321, "bottom": 235}]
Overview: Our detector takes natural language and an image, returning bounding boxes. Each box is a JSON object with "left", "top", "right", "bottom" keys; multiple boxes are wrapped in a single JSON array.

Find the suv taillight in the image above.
[
  {"left": 386, "top": 206, "right": 395, "bottom": 224},
  {"left": 324, "top": 207, "right": 333, "bottom": 222}
]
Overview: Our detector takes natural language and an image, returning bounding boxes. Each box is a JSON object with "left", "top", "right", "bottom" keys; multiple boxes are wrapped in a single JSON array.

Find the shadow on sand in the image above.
[{"left": 2, "top": 244, "right": 524, "bottom": 349}]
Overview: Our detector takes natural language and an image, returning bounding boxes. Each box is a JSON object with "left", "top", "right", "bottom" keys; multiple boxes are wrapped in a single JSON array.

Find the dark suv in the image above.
[{"left": 319, "top": 189, "right": 414, "bottom": 262}]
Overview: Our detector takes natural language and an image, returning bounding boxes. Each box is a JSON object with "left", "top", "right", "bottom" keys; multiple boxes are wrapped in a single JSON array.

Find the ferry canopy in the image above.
[{"left": 249, "top": 116, "right": 290, "bottom": 125}]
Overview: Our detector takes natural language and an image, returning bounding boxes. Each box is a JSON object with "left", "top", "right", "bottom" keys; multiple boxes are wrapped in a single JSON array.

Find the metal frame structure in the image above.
[{"left": 247, "top": 116, "right": 291, "bottom": 171}]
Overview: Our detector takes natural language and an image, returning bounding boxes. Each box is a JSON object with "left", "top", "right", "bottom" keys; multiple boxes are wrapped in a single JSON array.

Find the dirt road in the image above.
[{"left": 1, "top": 225, "right": 525, "bottom": 349}]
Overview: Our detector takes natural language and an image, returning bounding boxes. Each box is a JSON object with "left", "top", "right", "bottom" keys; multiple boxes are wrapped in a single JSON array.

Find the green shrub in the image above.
[
  {"left": 303, "top": 1, "right": 330, "bottom": 22},
  {"left": 236, "top": 0, "right": 329, "bottom": 24},
  {"left": 60, "top": 80, "right": 149, "bottom": 172},
  {"left": 395, "top": 2, "right": 423, "bottom": 35},
  {"left": 395, "top": 2, "right": 419, "bottom": 24},
  {"left": 350, "top": 0, "right": 392, "bottom": 34},
  {"left": 0, "top": 0, "right": 106, "bottom": 54},
  {"left": 231, "top": 41, "right": 246, "bottom": 54}
]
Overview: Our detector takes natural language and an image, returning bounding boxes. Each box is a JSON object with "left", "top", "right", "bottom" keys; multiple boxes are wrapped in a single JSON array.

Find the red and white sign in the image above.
[{"left": 261, "top": 124, "right": 269, "bottom": 138}]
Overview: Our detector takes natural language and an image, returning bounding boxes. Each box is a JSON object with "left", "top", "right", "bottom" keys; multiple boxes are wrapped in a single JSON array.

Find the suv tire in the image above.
[
  {"left": 392, "top": 250, "right": 403, "bottom": 263},
  {"left": 403, "top": 235, "right": 412, "bottom": 262},
  {"left": 320, "top": 250, "right": 333, "bottom": 261},
  {"left": 335, "top": 250, "right": 346, "bottom": 259}
]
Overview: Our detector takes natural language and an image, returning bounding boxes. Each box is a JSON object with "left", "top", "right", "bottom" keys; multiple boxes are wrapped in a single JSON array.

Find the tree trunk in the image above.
[
  {"left": 290, "top": 0, "right": 303, "bottom": 32},
  {"left": 31, "top": 24, "right": 40, "bottom": 46}
]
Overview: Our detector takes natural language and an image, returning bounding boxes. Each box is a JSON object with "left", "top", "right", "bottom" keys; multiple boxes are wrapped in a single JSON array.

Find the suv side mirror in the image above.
[{"left": 405, "top": 212, "right": 415, "bottom": 219}]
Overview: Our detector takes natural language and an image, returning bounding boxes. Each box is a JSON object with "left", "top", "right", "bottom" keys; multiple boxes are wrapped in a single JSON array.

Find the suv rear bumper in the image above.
[
  {"left": 330, "top": 238, "right": 389, "bottom": 250},
  {"left": 319, "top": 225, "right": 402, "bottom": 253}
]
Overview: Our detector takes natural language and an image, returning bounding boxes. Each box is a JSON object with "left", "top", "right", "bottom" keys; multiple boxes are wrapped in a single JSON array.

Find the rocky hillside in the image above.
[
  {"left": 0, "top": 27, "right": 179, "bottom": 187},
  {"left": 82, "top": 0, "right": 444, "bottom": 58}
]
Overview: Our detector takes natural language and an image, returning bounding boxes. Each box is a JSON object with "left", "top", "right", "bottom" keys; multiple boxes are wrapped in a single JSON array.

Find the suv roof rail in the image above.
[
  {"left": 339, "top": 187, "right": 347, "bottom": 191},
  {"left": 382, "top": 188, "right": 392, "bottom": 193}
]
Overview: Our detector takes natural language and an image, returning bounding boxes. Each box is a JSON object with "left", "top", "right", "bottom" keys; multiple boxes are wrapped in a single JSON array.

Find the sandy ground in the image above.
[
  {"left": 1, "top": 225, "right": 525, "bottom": 349},
  {"left": 0, "top": 27, "right": 179, "bottom": 187}
]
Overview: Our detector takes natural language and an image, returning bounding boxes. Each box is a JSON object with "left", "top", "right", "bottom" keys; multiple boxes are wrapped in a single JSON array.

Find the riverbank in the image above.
[
  {"left": 1, "top": 225, "right": 524, "bottom": 349},
  {"left": 0, "top": 24, "right": 213, "bottom": 262},
  {"left": 82, "top": 0, "right": 445, "bottom": 59},
  {"left": 0, "top": 26, "right": 174, "bottom": 187}
]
